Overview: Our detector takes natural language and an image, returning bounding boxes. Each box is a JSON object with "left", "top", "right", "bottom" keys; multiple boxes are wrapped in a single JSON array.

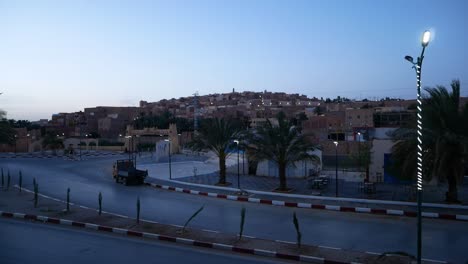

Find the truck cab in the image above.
[{"left": 113, "top": 159, "right": 148, "bottom": 185}]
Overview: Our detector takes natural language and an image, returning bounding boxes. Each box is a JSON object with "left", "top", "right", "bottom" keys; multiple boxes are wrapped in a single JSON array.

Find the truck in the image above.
[{"left": 112, "top": 159, "right": 148, "bottom": 185}]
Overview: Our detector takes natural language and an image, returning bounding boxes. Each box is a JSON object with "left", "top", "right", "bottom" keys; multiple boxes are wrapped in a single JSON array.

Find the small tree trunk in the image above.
[
  {"left": 445, "top": 175, "right": 459, "bottom": 203},
  {"left": 218, "top": 155, "right": 226, "bottom": 185},
  {"left": 278, "top": 163, "right": 287, "bottom": 191}
]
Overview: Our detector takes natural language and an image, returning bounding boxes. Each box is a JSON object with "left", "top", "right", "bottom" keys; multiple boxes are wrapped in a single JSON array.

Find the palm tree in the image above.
[
  {"left": 188, "top": 118, "right": 243, "bottom": 185},
  {"left": 390, "top": 80, "right": 468, "bottom": 202},
  {"left": 249, "top": 112, "right": 320, "bottom": 191}
]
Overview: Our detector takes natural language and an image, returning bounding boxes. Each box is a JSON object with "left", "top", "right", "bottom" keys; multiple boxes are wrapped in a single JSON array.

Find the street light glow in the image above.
[
  {"left": 333, "top": 141, "right": 338, "bottom": 146},
  {"left": 233, "top": 140, "right": 239, "bottom": 144},
  {"left": 422, "top": 30, "right": 431, "bottom": 47}
]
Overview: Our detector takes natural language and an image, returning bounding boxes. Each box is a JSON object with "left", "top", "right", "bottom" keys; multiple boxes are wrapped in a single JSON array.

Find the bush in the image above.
[
  {"left": 34, "top": 182, "right": 38, "bottom": 208},
  {"left": 239, "top": 207, "right": 246, "bottom": 240},
  {"left": 293, "top": 212, "right": 302, "bottom": 248},
  {"left": 182, "top": 205, "right": 204, "bottom": 233}
]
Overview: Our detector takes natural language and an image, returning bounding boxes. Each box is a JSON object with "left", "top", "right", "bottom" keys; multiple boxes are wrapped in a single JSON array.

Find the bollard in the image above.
[
  {"left": 66, "top": 188, "right": 70, "bottom": 212},
  {"left": 98, "top": 192, "right": 102, "bottom": 215},
  {"left": 7, "top": 170, "right": 10, "bottom": 190},
  {"left": 239, "top": 207, "right": 246, "bottom": 240},
  {"left": 293, "top": 212, "right": 302, "bottom": 248},
  {"left": 34, "top": 182, "right": 38, "bottom": 208},
  {"left": 136, "top": 196, "right": 140, "bottom": 224},
  {"left": 19, "top": 170, "right": 22, "bottom": 193}
]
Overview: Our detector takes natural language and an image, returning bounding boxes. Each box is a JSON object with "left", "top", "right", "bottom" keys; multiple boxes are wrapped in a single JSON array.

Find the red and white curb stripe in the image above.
[
  {"left": 0, "top": 210, "right": 357, "bottom": 264},
  {"left": 147, "top": 183, "right": 468, "bottom": 222}
]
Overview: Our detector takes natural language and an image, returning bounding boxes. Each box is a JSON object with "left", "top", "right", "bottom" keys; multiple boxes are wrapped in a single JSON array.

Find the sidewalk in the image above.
[{"left": 145, "top": 176, "right": 468, "bottom": 218}]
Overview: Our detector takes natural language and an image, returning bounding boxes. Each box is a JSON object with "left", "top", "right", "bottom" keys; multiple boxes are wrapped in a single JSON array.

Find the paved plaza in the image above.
[{"left": 138, "top": 154, "right": 468, "bottom": 205}]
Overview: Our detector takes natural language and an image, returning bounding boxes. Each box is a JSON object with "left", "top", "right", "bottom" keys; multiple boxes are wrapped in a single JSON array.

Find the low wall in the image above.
[
  {"left": 97, "top": 146, "right": 123, "bottom": 151},
  {"left": 321, "top": 170, "right": 365, "bottom": 182}
]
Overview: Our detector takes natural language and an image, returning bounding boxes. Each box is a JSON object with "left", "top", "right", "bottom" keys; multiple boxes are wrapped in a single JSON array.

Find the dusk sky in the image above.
[{"left": 1, "top": 0, "right": 467, "bottom": 121}]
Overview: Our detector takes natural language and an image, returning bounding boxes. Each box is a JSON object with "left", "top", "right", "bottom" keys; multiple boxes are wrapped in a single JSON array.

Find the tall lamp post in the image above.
[
  {"left": 357, "top": 132, "right": 361, "bottom": 173},
  {"left": 119, "top": 134, "right": 123, "bottom": 151},
  {"left": 234, "top": 140, "right": 240, "bottom": 189},
  {"left": 405, "top": 30, "right": 431, "bottom": 264},
  {"left": 14, "top": 135, "right": 17, "bottom": 156},
  {"left": 333, "top": 141, "right": 339, "bottom": 197},
  {"left": 26, "top": 134, "right": 30, "bottom": 153},
  {"left": 242, "top": 148, "right": 245, "bottom": 175},
  {"left": 165, "top": 139, "right": 172, "bottom": 180},
  {"left": 79, "top": 122, "right": 82, "bottom": 160},
  {"left": 125, "top": 136, "right": 132, "bottom": 160}
]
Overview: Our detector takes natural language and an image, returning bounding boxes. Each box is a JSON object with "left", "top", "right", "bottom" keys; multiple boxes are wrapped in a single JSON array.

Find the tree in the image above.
[
  {"left": 0, "top": 110, "right": 16, "bottom": 144},
  {"left": 188, "top": 118, "right": 242, "bottom": 185},
  {"left": 133, "top": 111, "right": 193, "bottom": 132},
  {"left": 350, "top": 143, "right": 372, "bottom": 180},
  {"left": 248, "top": 112, "right": 320, "bottom": 191},
  {"left": 42, "top": 133, "right": 64, "bottom": 154},
  {"left": 8, "top": 119, "right": 40, "bottom": 131},
  {"left": 313, "top": 106, "right": 323, "bottom": 115},
  {"left": 390, "top": 80, "right": 468, "bottom": 203}
]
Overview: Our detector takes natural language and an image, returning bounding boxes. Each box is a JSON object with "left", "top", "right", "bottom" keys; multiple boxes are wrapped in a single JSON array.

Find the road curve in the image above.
[{"left": 1, "top": 158, "right": 466, "bottom": 263}]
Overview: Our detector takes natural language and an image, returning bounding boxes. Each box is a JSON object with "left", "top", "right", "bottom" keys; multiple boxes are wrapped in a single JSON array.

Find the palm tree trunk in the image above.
[
  {"left": 445, "top": 175, "right": 459, "bottom": 203},
  {"left": 218, "top": 155, "right": 226, "bottom": 185},
  {"left": 278, "top": 163, "right": 287, "bottom": 191}
]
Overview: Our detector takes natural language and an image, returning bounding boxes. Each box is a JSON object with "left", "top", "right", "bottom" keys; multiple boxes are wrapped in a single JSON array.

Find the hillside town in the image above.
[{"left": 3, "top": 90, "right": 467, "bottom": 184}]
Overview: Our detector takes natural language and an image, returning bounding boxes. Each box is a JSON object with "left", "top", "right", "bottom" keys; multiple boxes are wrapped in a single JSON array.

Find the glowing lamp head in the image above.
[
  {"left": 333, "top": 141, "right": 338, "bottom": 147},
  {"left": 421, "top": 30, "right": 431, "bottom": 47}
]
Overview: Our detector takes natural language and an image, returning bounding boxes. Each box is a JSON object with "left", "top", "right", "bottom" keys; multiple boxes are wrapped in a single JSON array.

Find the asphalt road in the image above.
[
  {"left": 0, "top": 217, "right": 282, "bottom": 264},
  {"left": 1, "top": 157, "right": 467, "bottom": 263}
]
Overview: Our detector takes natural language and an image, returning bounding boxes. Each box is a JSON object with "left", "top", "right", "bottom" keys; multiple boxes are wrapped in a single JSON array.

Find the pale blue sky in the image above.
[{"left": 0, "top": 0, "right": 467, "bottom": 120}]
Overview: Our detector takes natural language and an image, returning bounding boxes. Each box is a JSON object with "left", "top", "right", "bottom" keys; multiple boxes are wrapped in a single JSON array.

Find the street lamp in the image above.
[
  {"left": 26, "top": 134, "right": 30, "bottom": 153},
  {"left": 234, "top": 140, "right": 240, "bottom": 190},
  {"left": 164, "top": 139, "right": 172, "bottom": 180},
  {"left": 177, "top": 133, "right": 181, "bottom": 153},
  {"left": 357, "top": 132, "right": 361, "bottom": 173},
  {"left": 14, "top": 135, "right": 17, "bottom": 156},
  {"left": 405, "top": 29, "right": 431, "bottom": 264},
  {"left": 242, "top": 147, "right": 245, "bottom": 175},
  {"left": 334, "top": 141, "right": 339, "bottom": 197},
  {"left": 136, "top": 135, "right": 141, "bottom": 158},
  {"left": 125, "top": 136, "right": 132, "bottom": 160},
  {"left": 79, "top": 122, "right": 83, "bottom": 160}
]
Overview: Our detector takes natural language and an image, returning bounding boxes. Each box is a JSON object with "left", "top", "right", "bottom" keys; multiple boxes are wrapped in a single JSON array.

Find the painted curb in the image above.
[
  {"left": 146, "top": 183, "right": 468, "bottom": 222},
  {"left": 0, "top": 210, "right": 447, "bottom": 264},
  {"left": 0, "top": 210, "right": 343, "bottom": 264}
]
